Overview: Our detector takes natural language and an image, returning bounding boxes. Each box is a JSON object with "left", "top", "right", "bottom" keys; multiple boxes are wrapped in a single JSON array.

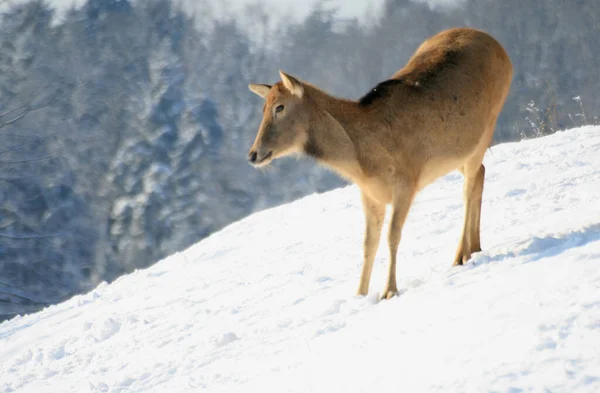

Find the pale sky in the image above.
[
  {"left": 5, "top": 0, "right": 459, "bottom": 24},
  {"left": 10, "top": 0, "right": 386, "bottom": 22}
]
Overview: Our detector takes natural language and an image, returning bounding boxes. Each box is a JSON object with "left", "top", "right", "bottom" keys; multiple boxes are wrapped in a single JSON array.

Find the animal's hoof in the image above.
[
  {"left": 453, "top": 254, "right": 470, "bottom": 266},
  {"left": 356, "top": 288, "right": 368, "bottom": 297},
  {"left": 380, "top": 288, "right": 398, "bottom": 300}
]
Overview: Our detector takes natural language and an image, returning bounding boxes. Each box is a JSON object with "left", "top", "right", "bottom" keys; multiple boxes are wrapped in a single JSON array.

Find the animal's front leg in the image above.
[
  {"left": 357, "top": 192, "right": 385, "bottom": 296},
  {"left": 382, "top": 185, "right": 414, "bottom": 300}
]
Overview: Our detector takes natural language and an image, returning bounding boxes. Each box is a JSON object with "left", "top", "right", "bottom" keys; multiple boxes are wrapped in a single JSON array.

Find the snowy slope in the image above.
[{"left": 2, "top": 126, "right": 600, "bottom": 393}]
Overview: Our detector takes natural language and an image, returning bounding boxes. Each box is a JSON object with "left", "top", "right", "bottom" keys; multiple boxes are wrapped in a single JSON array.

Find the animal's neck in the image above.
[{"left": 303, "top": 85, "right": 365, "bottom": 182}]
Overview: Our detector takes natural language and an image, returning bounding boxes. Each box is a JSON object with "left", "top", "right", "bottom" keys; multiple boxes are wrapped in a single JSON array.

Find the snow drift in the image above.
[{"left": 2, "top": 126, "right": 600, "bottom": 393}]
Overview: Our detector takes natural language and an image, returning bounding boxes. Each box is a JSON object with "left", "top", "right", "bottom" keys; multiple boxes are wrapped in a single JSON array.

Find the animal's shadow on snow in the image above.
[{"left": 470, "top": 223, "right": 600, "bottom": 266}]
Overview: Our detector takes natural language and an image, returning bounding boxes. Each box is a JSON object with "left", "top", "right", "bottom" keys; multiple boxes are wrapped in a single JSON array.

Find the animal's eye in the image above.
[{"left": 275, "top": 104, "right": 284, "bottom": 113}]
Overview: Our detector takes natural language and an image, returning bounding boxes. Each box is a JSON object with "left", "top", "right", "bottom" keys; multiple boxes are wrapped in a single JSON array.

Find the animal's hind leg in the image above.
[
  {"left": 453, "top": 163, "right": 485, "bottom": 266},
  {"left": 468, "top": 164, "right": 485, "bottom": 253}
]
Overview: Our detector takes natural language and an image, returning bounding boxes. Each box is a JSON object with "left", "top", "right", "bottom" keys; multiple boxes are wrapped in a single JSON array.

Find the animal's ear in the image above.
[
  {"left": 279, "top": 71, "right": 304, "bottom": 98},
  {"left": 248, "top": 84, "right": 272, "bottom": 99}
]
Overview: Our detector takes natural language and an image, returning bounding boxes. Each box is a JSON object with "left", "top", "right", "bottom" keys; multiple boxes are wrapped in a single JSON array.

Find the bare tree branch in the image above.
[
  {"left": 0, "top": 155, "right": 61, "bottom": 164},
  {"left": 0, "top": 88, "right": 62, "bottom": 130},
  {"left": 0, "top": 136, "right": 53, "bottom": 155},
  {"left": 0, "top": 101, "right": 29, "bottom": 118},
  {"left": 0, "top": 232, "right": 60, "bottom": 239}
]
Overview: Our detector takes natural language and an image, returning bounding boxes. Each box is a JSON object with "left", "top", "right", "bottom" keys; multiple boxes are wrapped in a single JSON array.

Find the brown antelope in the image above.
[{"left": 247, "top": 28, "right": 512, "bottom": 299}]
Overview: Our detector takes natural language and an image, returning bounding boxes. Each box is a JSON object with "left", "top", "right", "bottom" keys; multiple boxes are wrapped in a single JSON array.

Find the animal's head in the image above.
[{"left": 247, "top": 71, "right": 310, "bottom": 167}]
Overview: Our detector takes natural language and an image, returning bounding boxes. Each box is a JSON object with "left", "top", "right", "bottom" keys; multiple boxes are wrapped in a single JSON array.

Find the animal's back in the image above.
[{"left": 394, "top": 27, "right": 512, "bottom": 97}]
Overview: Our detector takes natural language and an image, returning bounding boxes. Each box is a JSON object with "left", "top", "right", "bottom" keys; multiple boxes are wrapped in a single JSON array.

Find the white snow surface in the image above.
[{"left": 2, "top": 126, "right": 600, "bottom": 393}]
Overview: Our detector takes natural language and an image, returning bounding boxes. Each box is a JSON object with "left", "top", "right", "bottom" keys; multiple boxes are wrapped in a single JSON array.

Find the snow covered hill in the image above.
[{"left": 2, "top": 126, "right": 600, "bottom": 393}]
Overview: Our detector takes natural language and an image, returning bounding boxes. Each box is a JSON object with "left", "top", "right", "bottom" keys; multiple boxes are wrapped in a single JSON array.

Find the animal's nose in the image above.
[{"left": 248, "top": 151, "right": 258, "bottom": 164}]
